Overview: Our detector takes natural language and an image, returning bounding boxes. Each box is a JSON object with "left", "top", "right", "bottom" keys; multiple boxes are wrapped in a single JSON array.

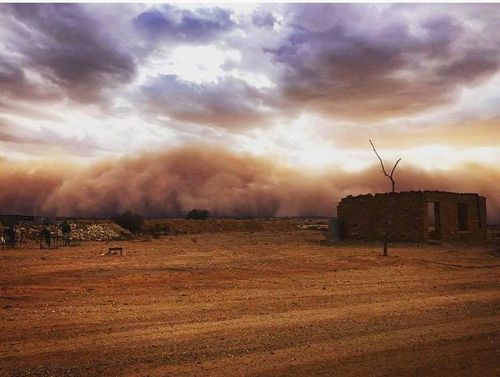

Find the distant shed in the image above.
[{"left": 337, "top": 191, "right": 487, "bottom": 242}]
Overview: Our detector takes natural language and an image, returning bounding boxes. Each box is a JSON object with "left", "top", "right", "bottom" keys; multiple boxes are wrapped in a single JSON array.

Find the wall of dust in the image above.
[{"left": 0, "top": 147, "right": 499, "bottom": 223}]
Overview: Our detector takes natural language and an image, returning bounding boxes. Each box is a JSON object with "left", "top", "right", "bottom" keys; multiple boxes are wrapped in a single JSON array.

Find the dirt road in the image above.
[{"left": 1, "top": 232, "right": 499, "bottom": 376}]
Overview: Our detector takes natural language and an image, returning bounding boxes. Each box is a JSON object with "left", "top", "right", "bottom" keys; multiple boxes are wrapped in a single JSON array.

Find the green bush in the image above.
[
  {"left": 59, "top": 221, "right": 71, "bottom": 234},
  {"left": 41, "top": 228, "right": 51, "bottom": 245},
  {"left": 150, "top": 223, "right": 170, "bottom": 239},
  {"left": 185, "top": 209, "right": 210, "bottom": 220},
  {"left": 115, "top": 211, "right": 144, "bottom": 234}
]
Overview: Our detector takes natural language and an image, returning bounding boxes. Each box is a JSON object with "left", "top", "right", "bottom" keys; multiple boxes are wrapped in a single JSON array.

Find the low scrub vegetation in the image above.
[
  {"left": 185, "top": 209, "right": 210, "bottom": 220},
  {"left": 115, "top": 211, "right": 144, "bottom": 234}
]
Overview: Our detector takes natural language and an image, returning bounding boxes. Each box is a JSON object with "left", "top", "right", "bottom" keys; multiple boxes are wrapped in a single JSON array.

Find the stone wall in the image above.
[
  {"left": 423, "top": 191, "right": 487, "bottom": 241},
  {"left": 337, "top": 191, "right": 487, "bottom": 242},
  {"left": 337, "top": 192, "right": 426, "bottom": 242}
]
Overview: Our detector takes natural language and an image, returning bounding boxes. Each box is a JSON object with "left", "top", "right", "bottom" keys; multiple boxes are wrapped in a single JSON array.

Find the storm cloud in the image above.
[
  {"left": 133, "top": 5, "right": 234, "bottom": 43},
  {"left": 0, "top": 4, "right": 136, "bottom": 104},
  {"left": 140, "top": 75, "right": 274, "bottom": 129},
  {"left": 1, "top": 3, "right": 499, "bottom": 129},
  {"left": 269, "top": 4, "right": 500, "bottom": 120}
]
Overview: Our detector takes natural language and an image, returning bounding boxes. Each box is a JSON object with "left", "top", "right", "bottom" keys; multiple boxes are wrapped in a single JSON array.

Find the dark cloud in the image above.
[
  {"left": 252, "top": 9, "right": 277, "bottom": 29},
  {"left": 133, "top": 5, "right": 234, "bottom": 43},
  {"left": 0, "top": 59, "right": 61, "bottom": 103},
  {"left": 438, "top": 50, "right": 499, "bottom": 82},
  {"left": 266, "top": 4, "right": 500, "bottom": 120},
  {"left": 2, "top": 3, "right": 498, "bottom": 130},
  {"left": 140, "top": 75, "right": 274, "bottom": 129},
  {"left": 420, "top": 14, "right": 464, "bottom": 58},
  {"left": 0, "top": 4, "right": 136, "bottom": 104}
]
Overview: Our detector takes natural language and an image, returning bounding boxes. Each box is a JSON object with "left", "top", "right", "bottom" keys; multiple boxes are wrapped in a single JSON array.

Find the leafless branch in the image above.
[
  {"left": 390, "top": 157, "right": 401, "bottom": 176},
  {"left": 369, "top": 139, "right": 401, "bottom": 192},
  {"left": 370, "top": 139, "right": 386, "bottom": 174}
]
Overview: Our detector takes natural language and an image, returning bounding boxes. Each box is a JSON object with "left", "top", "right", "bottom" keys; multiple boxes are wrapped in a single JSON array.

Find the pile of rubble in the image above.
[
  {"left": 70, "top": 223, "right": 131, "bottom": 241},
  {"left": 20, "top": 226, "right": 45, "bottom": 240},
  {"left": 17, "top": 222, "right": 131, "bottom": 242},
  {"left": 297, "top": 224, "right": 329, "bottom": 231},
  {"left": 296, "top": 219, "right": 329, "bottom": 231}
]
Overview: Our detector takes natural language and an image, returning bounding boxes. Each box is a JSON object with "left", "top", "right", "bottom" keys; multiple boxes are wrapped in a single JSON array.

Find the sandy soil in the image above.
[{"left": 1, "top": 231, "right": 499, "bottom": 376}]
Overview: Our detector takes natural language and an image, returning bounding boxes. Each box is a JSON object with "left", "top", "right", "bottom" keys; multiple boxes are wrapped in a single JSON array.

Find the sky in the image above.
[{"left": 0, "top": 3, "right": 499, "bottom": 220}]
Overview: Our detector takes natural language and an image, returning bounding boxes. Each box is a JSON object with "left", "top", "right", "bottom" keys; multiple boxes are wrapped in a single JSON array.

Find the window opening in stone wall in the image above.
[
  {"left": 476, "top": 196, "right": 482, "bottom": 228},
  {"left": 457, "top": 203, "right": 469, "bottom": 231},
  {"left": 427, "top": 202, "right": 441, "bottom": 239}
]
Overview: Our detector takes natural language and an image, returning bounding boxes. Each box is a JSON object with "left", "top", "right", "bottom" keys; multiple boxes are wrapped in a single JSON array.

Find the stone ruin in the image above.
[{"left": 337, "top": 191, "right": 487, "bottom": 242}]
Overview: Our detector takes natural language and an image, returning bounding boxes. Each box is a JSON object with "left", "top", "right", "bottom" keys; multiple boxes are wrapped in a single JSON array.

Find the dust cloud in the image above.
[{"left": 1, "top": 146, "right": 499, "bottom": 222}]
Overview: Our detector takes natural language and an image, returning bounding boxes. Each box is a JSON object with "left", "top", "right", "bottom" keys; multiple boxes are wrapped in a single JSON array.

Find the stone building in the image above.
[{"left": 337, "top": 191, "right": 487, "bottom": 242}]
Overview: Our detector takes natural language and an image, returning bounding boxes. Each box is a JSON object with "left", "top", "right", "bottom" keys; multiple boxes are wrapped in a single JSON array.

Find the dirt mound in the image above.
[{"left": 144, "top": 219, "right": 298, "bottom": 235}]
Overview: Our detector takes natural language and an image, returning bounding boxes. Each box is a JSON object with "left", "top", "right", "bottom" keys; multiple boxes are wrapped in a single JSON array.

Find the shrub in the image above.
[
  {"left": 115, "top": 211, "right": 144, "bottom": 234},
  {"left": 59, "top": 221, "right": 71, "bottom": 234},
  {"left": 150, "top": 223, "right": 170, "bottom": 239},
  {"left": 185, "top": 209, "right": 210, "bottom": 220},
  {"left": 41, "top": 228, "right": 51, "bottom": 245}
]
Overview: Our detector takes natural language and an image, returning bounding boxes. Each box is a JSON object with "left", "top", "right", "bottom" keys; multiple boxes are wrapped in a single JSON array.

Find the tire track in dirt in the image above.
[
  {"left": 1, "top": 232, "right": 499, "bottom": 376},
  {"left": 3, "top": 291, "right": 499, "bottom": 367}
]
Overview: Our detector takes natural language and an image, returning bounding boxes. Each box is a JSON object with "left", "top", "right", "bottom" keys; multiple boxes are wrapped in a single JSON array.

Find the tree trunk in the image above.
[{"left": 383, "top": 234, "right": 388, "bottom": 256}]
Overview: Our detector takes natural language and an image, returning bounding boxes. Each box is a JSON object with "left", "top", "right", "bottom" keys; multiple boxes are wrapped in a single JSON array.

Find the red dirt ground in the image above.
[{"left": 1, "top": 231, "right": 499, "bottom": 376}]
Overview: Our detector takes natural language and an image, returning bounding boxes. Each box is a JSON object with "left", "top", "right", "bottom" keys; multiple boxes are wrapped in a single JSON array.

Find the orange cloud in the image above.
[{"left": 0, "top": 146, "right": 499, "bottom": 223}]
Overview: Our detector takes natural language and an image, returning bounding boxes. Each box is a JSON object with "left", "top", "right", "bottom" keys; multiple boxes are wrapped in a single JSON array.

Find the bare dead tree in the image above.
[
  {"left": 369, "top": 140, "right": 402, "bottom": 256},
  {"left": 369, "top": 139, "right": 401, "bottom": 193}
]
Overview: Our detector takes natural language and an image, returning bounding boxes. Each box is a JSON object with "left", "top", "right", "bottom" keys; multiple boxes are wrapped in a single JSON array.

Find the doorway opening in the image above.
[
  {"left": 427, "top": 202, "right": 441, "bottom": 239},
  {"left": 457, "top": 203, "right": 469, "bottom": 231}
]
